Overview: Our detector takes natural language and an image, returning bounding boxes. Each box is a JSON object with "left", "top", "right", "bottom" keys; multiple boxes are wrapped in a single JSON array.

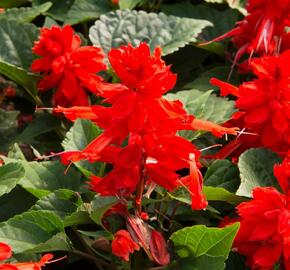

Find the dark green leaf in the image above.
[
  {"left": 32, "top": 0, "right": 74, "bottom": 21},
  {"left": 2, "top": 157, "right": 83, "bottom": 198},
  {"left": 237, "top": 148, "right": 282, "bottom": 197},
  {"left": 0, "top": 2, "right": 52, "bottom": 22},
  {"left": 0, "top": 19, "right": 39, "bottom": 69},
  {"left": 0, "top": 0, "right": 29, "bottom": 8},
  {"left": 203, "top": 186, "right": 245, "bottom": 204},
  {"left": 0, "top": 210, "right": 64, "bottom": 253},
  {"left": 65, "top": 0, "right": 111, "bottom": 25},
  {"left": 62, "top": 119, "right": 102, "bottom": 176},
  {"left": 0, "top": 186, "right": 37, "bottom": 222},
  {"left": 0, "top": 61, "right": 38, "bottom": 97},
  {"left": 204, "top": 160, "right": 240, "bottom": 192},
  {"left": 0, "top": 162, "right": 25, "bottom": 197},
  {"left": 90, "top": 196, "right": 117, "bottom": 226},
  {"left": 89, "top": 10, "right": 212, "bottom": 55},
  {"left": 184, "top": 66, "right": 239, "bottom": 91},
  {"left": 119, "top": 0, "right": 145, "bottom": 9},
  {"left": 64, "top": 211, "right": 93, "bottom": 227},
  {"left": 29, "top": 232, "right": 72, "bottom": 253},
  {"left": 161, "top": 2, "right": 239, "bottom": 41},
  {"left": 17, "top": 112, "right": 61, "bottom": 143},
  {"left": 0, "top": 109, "right": 19, "bottom": 152},
  {"left": 170, "top": 223, "right": 240, "bottom": 270},
  {"left": 31, "top": 189, "right": 83, "bottom": 219}
]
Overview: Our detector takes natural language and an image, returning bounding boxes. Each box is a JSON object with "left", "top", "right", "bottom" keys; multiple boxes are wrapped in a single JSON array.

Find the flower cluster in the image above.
[
  {"left": 223, "top": 155, "right": 290, "bottom": 270},
  {"left": 55, "top": 42, "right": 238, "bottom": 213},
  {"left": 211, "top": 49, "right": 290, "bottom": 155},
  {"left": 31, "top": 25, "right": 106, "bottom": 106},
  {"left": 208, "top": 0, "right": 290, "bottom": 62},
  {"left": 34, "top": 27, "right": 241, "bottom": 262}
]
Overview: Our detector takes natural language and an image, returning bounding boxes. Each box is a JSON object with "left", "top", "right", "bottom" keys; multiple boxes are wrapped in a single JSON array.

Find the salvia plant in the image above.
[{"left": 0, "top": 0, "right": 289, "bottom": 270}]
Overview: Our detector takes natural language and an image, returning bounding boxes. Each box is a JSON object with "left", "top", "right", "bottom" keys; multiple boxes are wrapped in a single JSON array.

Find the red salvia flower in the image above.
[
  {"left": 55, "top": 43, "right": 239, "bottom": 210},
  {"left": 0, "top": 242, "right": 57, "bottom": 270},
  {"left": 211, "top": 49, "right": 290, "bottom": 155},
  {"left": 31, "top": 25, "right": 106, "bottom": 106},
  {"left": 111, "top": 230, "right": 139, "bottom": 261},
  {"left": 223, "top": 158, "right": 290, "bottom": 270},
  {"left": 205, "top": 0, "right": 290, "bottom": 63}
]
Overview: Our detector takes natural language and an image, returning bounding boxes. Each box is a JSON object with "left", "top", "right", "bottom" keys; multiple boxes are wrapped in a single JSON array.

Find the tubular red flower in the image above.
[
  {"left": 211, "top": 49, "right": 290, "bottom": 155},
  {"left": 223, "top": 159, "right": 290, "bottom": 270},
  {"left": 204, "top": 0, "right": 290, "bottom": 62},
  {"left": 31, "top": 25, "right": 106, "bottom": 106},
  {"left": 111, "top": 230, "right": 139, "bottom": 261}
]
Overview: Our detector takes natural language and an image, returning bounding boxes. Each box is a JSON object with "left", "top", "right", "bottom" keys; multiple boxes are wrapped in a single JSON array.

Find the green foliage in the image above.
[
  {"left": 204, "top": 160, "right": 240, "bottom": 192},
  {"left": 237, "top": 148, "right": 282, "bottom": 197},
  {"left": 170, "top": 223, "right": 240, "bottom": 270},
  {"left": 0, "top": 109, "right": 19, "bottom": 152},
  {"left": 32, "top": 0, "right": 74, "bottom": 21},
  {"left": 17, "top": 112, "right": 61, "bottom": 143},
  {"left": 0, "top": 2, "right": 52, "bottom": 22},
  {"left": 62, "top": 119, "right": 102, "bottom": 176},
  {"left": 64, "top": 0, "right": 111, "bottom": 25},
  {"left": 1, "top": 157, "right": 83, "bottom": 198},
  {"left": 161, "top": 2, "right": 239, "bottom": 41},
  {"left": 31, "top": 189, "right": 83, "bottom": 219},
  {"left": 166, "top": 89, "right": 236, "bottom": 140},
  {"left": 0, "top": 19, "right": 38, "bottom": 69},
  {"left": 0, "top": 210, "right": 64, "bottom": 253},
  {"left": 0, "top": 163, "right": 25, "bottom": 197},
  {"left": 89, "top": 9, "right": 212, "bottom": 55}
]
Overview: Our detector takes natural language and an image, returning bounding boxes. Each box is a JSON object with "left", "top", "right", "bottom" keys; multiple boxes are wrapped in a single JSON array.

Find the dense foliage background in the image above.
[{"left": 0, "top": 0, "right": 288, "bottom": 270}]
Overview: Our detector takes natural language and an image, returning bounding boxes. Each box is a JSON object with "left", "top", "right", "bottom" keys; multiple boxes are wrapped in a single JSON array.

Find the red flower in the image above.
[
  {"left": 31, "top": 25, "right": 106, "bottom": 106},
  {"left": 211, "top": 49, "right": 290, "bottom": 155},
  {"left": 224, "top": 159, "right": 290, "bottom": 270},
  {"left": 111, "top": 230, "right": 139, "bottom": 261},
  {"left": 206, "top": 0, "right": 290, "bottom": 61},
  {"left": 55, "top": 43, "right": 239, "bottom": 209},
  {"left": 0, "top": 242, "right": 55, "bottom": 270}
]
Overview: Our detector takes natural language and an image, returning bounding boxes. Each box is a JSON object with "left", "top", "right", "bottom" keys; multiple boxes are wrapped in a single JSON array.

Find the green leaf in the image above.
[
  {"left": 0, "top": 186, "right": 37, "bottom": 222},
  {"left": 169, "top": 186, "right": 244, "bottom": 206},
  {"left": 0, "top": 210, "right": 64, "bottom": 253},
  {"left": 0, "top": 109, "right": 19, "bottom": 152},
  {"left": 170, "top": 223, "right": 240, "bottom": 270},
  {"left": 64, "top": 211, "right": 93, "bottom": 227},
  {"left": 29, "top": 232, "right": 72, "bottom": 253},
  {"left": 0, "top": 3, "right": 52, "bottom": 22},
  {"left": 0, "top": 61, "right": 38, "bottom": 97},
  {"left": 1, "top": 158, "right": 82, "bottom": 198},
  {"left": 203, "top": 186, "right": 245, "bottom": 205},
  {"left": 161, "top": 2, "right": 239, "bottom": 41},
  {"left": 166, "top": 89, "right": 236, "bottom": 140},
  {"left": 0, "top": 0, "right": 29, "bottom": 8},
  {"left": 203, "top": 0, "right": 247, "bottom": 15},
  {"left": 119, "top": 0, "right": 145, "bottom": 9},
  {"left": 90, "top": 196, "right": 117, "bottom": 227},
  {"left": 31, "top": 189, "right": 83, "bottom": 219},
  {"left": 204, "top": 160, "right": 240, "bottom": 192},
  {"left": 184, "top": 66, "right": 239, "bottom": 91},
  {"left": 237, "top": 148, "right": 282, "bottom": 197},
  {"left": 62, "top": 119, "right": 102, "bottom": 176},
  {"left": 64, "top": 0, "right": 111, "bottom": 25},
  {"left": 0, "top": 163, "right": 25, "bottom": 197},
  {"left": 0, "top": 19, "right": 39, "bottom": 69},
  {"left": 17, "top": 112, "right": 61, "bottom": 143},
  {"left": 89, "top": 10, "right": 212, "bottom": 56},
  {"left": 32, "top": 0, "right": 74, "bottom": 21}
]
